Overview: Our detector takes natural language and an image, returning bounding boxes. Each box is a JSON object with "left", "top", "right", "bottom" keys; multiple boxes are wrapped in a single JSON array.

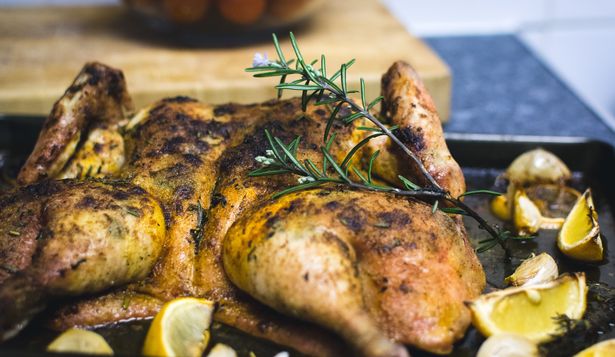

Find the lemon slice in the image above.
[
  {"left": 557, "top": 189, "right": 604, "bottom": 262},
  {"left": 468, "top": 273, "right": 587, "bottom": 343},
  {"left": 514, "top": 190, "right": 565, "bottom": 235},
  {"left": 574, "top": 339, "right": 615, "bottom": 357},
  {"left": 47, "top": 328, "right": 113, "bottom": 355},
  {"left": 142, "top": 297, "right": 215, "bottom": 357}
]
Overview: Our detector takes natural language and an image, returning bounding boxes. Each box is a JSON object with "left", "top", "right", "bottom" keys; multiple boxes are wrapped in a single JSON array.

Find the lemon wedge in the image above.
[
  {"left": 47, "top": 328, "right": 113, "bottom": 355},
  {"left": 574, "top": 339, "right": 615, "bottom": 357},
  {"left": 468, "top": 273, "right": 587, "bottom": 343},
  {"left": 514, "top": 190, "right": 565, "bottom": 235},
  {"left": 142, "top": 297, "right": 215, "bottom": 357},
  {"left": 557, "top": 189, "right": 604, "bottom": 262},
  {"left": 491, "top": 194, "right": 512, "bottom": 221}
]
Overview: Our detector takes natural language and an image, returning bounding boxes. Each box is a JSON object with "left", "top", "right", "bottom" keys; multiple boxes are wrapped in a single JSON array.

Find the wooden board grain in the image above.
[{"left": 0, "top": 0, "right": 451, "bottom": 121}]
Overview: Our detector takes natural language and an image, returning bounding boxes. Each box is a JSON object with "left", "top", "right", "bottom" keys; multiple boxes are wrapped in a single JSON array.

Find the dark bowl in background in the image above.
[{"left": 123, "top": 0, "right": 326, "bottom": 34}]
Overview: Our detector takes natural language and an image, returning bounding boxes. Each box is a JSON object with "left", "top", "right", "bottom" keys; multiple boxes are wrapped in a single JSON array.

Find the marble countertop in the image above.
[{"left": 427, "top": 35, "right": 615, "bottom": 145}]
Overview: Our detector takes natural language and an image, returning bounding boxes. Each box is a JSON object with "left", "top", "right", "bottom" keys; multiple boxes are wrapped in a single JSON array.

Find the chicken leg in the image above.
[
  {"left": 0, "top": 179, "right": 165, "bottom": 340},
  {"left": 223, "top": 189, "right": 484, "bottom": 355}
]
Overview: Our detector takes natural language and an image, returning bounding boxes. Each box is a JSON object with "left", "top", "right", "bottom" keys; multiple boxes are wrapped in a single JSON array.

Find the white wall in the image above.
[
  {"left": 381, "top": 0, "right": 615, "bottom": 35},
  {"left": 381, "top": 0, "right": 546, "bottom": 35}
]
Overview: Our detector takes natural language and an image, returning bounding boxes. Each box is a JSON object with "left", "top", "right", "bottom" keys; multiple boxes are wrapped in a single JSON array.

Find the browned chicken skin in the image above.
[
  {"left": 18, "top": 63, "right": 133, "bottom": 185},
  {"left": 0, "top": 179, "right": 165, "bottom": 340},
  {"left": 372, "top": 62, "right": 465, "bottom": 198},
  {"left": 0, "top": 61, "right": 485, "bottom": 355},
  {"left": 224, "top": 189, "right": 483, "bottom": 355}
]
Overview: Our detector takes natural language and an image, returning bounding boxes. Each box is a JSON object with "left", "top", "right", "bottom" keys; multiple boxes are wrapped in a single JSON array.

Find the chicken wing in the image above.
[
  {"left": 367, "top": 61, "right": 465, "bottom": 198},
  {"left": 18, "top": 62, "right": 132, "bottom": 185}
]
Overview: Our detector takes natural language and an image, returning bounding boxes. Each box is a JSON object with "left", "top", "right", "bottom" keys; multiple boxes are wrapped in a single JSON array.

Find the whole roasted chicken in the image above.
[{"left": 0, "top": 61, "right": 485, "bottom": 356}]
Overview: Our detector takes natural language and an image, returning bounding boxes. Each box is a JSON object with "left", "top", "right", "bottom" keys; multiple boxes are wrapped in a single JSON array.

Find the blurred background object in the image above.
[
  {"left": 123, "top": 0, "right": 326, "bottom": 30},
  {"left": 0, "top": 0, "right": 452, "bottom": 121}
]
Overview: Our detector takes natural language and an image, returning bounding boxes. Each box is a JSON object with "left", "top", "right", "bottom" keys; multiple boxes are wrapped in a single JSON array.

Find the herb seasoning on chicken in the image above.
[{"left": 0, "top": 38, "right": 488, "bottom": 356}]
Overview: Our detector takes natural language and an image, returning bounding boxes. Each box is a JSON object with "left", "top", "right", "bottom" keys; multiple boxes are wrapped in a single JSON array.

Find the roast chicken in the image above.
[{"left": 0, "top": 61, "right": 485, "bottom": 356}]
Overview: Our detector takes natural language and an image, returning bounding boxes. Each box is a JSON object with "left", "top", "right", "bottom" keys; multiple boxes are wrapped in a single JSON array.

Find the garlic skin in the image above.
[
  {"left": 506, "top": 148, "right": 571, "bottom": 186},
  {"left": 505, "top": 253, "right": 559, "bottom": 287},
  {"left": 477, "top": 334, "right": 539, "bottom": 357}
]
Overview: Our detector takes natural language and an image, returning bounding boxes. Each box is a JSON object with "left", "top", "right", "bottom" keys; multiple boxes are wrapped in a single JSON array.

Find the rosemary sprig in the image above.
[
  {"left": 246, "top": 33, "right": 524, "bottom": 252},
  {"left": 248, "top": 33, "right": 441, "bottom": 190},
  {"left": 249, "top": 130, "right": 518, "bottom": 252}
]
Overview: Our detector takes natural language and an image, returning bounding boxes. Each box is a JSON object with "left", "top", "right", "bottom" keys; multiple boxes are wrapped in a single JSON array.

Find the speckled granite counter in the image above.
[{"left": 426, "top": 35, "right": 615, "bottom": 145}]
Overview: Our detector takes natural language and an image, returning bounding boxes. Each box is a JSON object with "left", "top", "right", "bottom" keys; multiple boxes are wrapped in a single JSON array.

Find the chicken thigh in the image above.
[{"left": 0, "top": 179, "right": 165, "bottom": 340}]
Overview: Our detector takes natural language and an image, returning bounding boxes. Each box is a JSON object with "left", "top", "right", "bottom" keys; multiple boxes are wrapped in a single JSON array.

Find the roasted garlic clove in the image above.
[
  {"left": 206, "top": 343, "right": 238, "bottom": 357},
  {"left": 505, "top": 148, "right": 571, "bottom": 186},
  {"left": 477, "top": 334, "right": 539, "bottom": 357},
  {"left": 505, "top": 253, "right": 559, "bottom": 287}
]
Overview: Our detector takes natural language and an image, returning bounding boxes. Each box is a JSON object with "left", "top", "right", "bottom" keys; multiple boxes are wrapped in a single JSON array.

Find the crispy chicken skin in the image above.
[
  {"left": 369, "top": 62, "right": 465, "bottom": 198},
  {"left": 224, "top": 189, "right": 483, "bottom": 355},
  {"left": 0, "top": 61, "right": 485, "bottom": 355}
]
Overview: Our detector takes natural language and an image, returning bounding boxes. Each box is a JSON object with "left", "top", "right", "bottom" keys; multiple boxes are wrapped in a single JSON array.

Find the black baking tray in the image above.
[{"left": 1, "top": 115, "right": 614, "bottom": 356}]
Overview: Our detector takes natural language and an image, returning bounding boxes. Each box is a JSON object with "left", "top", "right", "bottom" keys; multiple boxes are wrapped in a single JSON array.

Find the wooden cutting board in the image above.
[{"left": 0, "top": 0, "right": 451, "bottom": 121}]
